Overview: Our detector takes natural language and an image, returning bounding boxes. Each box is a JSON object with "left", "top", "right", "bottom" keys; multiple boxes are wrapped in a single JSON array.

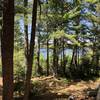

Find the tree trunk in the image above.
[
  {"left": 47, "top": 39, "right": 49, "bottom": 76},
  {"left": 24, "top": 0, "right": 29, "bottom": 79},
  {"left": 23, "top": 0, "right": 37, "bottom": 100},
  {"left": 95, "top": 52, "right": 99, "bottom": 76},
  {"left": 53, "top": 39, "right": 58, "bottom": 77},
  {"left": 37, "top": 31, "right": 41, "bottom": 75},
  {"left": 70, "top": 47, "right": 75, "bottom": 67},
  {"left": 1, "top": 0, "right": 14, "bottom": 100},
  {"left": 75, "top": 46, "right": 78, "bottom": 68},
  {"left": 62, "top": 38, "right": 66, "bottom": 76}
]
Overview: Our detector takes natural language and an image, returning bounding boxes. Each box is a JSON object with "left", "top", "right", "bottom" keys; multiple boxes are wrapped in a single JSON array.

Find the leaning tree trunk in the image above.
[
  {"left": 23, "top": 0, "right": 38, "bottom": 100},
  {"left": 1, "top": 0, "right": 14, "bottom": 100},
  {"left": 70, "top": 47, "right": 75, "bottom": 67}
]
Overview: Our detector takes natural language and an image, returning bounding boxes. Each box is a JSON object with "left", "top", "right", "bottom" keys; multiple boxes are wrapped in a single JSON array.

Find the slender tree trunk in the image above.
[
  {"left": 23, "top": 0, "right": 37, "bottom": 100},
  {"left": 62, "top": 38, "right": 66, "bottom": 76},
  {"left": 70, "top": 47, "right": 75, "bottom": 67},
  {"left": 1, "top": 0, "right": 14, "bottom": 100},
  {"left": 37, "top": 31, "right": 41, "bottom": 75},
  {"left": 24, "top": 0, "right": 29, "bottom": 78},
  {"left": 75, "top": 46, "right": 78, "bottom": 68},
  {"left": 53, "top": 39, "right": 59, "bottom": 77},
  {"left": 61, "top": 53, "right": 63, "bottom": 70},
  {"left": 56, "top": 51, "right": 59, "bottom": 76},
  {"left": 37, "top": 0, "right": 42, "bottom": 76},
  {"left": 77, "top": 47, "right": 80, "bottom": 66},
  {"left": 0, "top": 6, "right": 2, "bottom": 41},
  {"left": 53, "top": 39, "right": 57, "bottom": 76},
  {"left": 96, "top": 56, "right": 99, "bottom": 75},
  {"left": 71, "top": 46, "right": 77, "bottom": 68},
  {"left": 92, "top": 37, "right": 96, "bottom": 75},
  {"left": 45, "top": 3, "right": 49, "bottom": 76},
  {"left": 47, "top": 39, "right": 49, "bottom": 76}
]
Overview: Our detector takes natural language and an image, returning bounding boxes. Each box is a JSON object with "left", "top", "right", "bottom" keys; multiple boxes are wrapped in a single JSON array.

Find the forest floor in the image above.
[
  {"left": 30, "top": 76, "right": 100, "bottom": 100},
  {"left": 0, "top": 76, "right": 100, "bottom": 100}
]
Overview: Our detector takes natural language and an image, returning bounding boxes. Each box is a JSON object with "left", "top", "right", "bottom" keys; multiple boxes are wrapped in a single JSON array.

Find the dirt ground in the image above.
[
  {"left": 30, "top": 76, "right": 100, "bottom": 100},
  {"left": 0, "top": 77, "right": 100, "bottom": 100}
]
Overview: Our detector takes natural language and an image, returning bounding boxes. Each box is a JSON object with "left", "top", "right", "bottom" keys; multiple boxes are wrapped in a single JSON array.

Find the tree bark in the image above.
[
  {"left": 47, "top": 39, "right": 49, "bottom": 76},
  {"left": 53, "top": 39, "right": 58, "bottom": 76},
  {"left": 23, "top": 0, "right": 38, "bottom": 100},
  {"left": 37, "top": 31, "right": 41, "bottom": 75},
  {"left": 62, "top": 38, "right": 66, "bottom": 76},
  {"left": 70, "top": 47, "right": 75, "bottom": 67},
  {"left": 24, "top": 0, "right": 29, "bottom": 79},
  {"left": 1, "top": 0, "right": 14, "bottom": 100}
]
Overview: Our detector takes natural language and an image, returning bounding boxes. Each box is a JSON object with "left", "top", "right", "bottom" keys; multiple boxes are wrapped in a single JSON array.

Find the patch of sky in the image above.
[
  {"left": 81, "top": 8, "right": 89, "bottom": 14},
  {"left": 19, "top": 17, "right": 24, "bottom": 33},
  {"left": 80, "top": 19, "right": 93, "bottom": 29},
  {"left": 65, "top": 0, "right": 73, "bottom": 3},
  {"left": 28, "top": 23, "right": 31, "bottom": 34}
]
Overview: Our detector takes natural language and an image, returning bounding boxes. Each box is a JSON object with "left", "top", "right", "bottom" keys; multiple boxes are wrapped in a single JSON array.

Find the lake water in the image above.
[{"left": 40, "top": 48, "right": 73, "bottom": 59}]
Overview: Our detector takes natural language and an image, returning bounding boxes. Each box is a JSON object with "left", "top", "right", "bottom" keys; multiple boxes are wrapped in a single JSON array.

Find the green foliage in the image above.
[
  {"left": 80, "top": 55, "right": 92, "bottom": 76},
  {"left": 12, "top": 0, "right": 100, "bottom": 80},
  {"left": 15, "top": 5, "right": 26, "bottom": 14},
  {"left": 86, "top": 12, "right": 100, "bottom": 24},
  {"left": 32, "top": 53, "right": 45, "bottom": 76},
  {"left": 10, "top": 50, "right": 25, "bottom": 96},
  {"left": 49, "top": 30, "right": 65, "bottom": 39},
  {"left": 59, "top": 78, "right": 70, "bottom": 84},
  {"left": 63, "top": 6, "right": 80, "bottom": 20},
  {"left": 14, "top": 50, "right": 25, "bottom": 79},
  {"left": 96, "top": 3, "right": 100, "bottom": 12},
  {"left": 14, "top": 80, "right": 24, "bottom": 96},
  {"left": 30, "top": 80, "right": 48, "bottom": 96},
  {"left": 49, "top": 30, "right": 80, "bottom": 46},
  {"left": 85, "top": 0, "right": 98, "bottom": 3},
  {"left": 14, "top": 19, "right": 24, "bottom": 50}
]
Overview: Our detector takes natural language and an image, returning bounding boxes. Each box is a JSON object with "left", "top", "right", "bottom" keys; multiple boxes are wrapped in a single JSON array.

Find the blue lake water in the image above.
[{"left": 40, "top": 48, "right": 73, "bottom": 59}]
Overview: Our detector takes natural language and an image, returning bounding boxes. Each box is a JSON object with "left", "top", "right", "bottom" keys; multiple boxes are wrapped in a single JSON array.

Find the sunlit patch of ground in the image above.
[
  {"left": 0, "top": 77, "right": 100, "bottom": 100},
  {"left": 31, "top": 76, "right": 100, "bottom": 100}
]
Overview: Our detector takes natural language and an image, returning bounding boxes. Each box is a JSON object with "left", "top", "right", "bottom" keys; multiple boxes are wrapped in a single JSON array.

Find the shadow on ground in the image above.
[
  {"left": 15, "top": 93, "right": 69, "bottom": 100},
  {"left": 0, "top": 85, "right": 2, "bottom": 100}
]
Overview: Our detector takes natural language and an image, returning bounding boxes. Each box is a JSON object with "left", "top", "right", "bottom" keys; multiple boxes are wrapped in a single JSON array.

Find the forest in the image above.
[{"left": 0, "top": 0, "right": 100, "bottom": 100}]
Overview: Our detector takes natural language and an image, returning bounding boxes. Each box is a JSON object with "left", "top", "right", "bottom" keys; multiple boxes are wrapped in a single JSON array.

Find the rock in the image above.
[
  {"left": 87, "top": 90, "right": 97, "bottom": 97},
  {"left": 68, "top": 95, "right": 75, "bottom": 100}
]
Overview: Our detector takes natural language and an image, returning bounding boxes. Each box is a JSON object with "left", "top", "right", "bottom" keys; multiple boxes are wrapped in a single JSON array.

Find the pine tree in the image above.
[{"left": 1, "top": 0, "right": 14, "bottom": 99}]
